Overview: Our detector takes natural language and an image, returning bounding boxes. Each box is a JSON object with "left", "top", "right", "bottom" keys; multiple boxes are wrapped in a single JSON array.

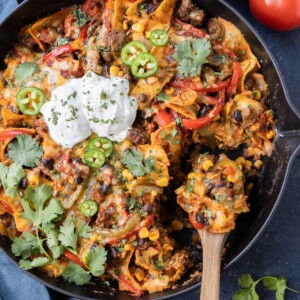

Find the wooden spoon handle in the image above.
[{"left": 198, "top": 230, "right": 226, "bottom": 300}]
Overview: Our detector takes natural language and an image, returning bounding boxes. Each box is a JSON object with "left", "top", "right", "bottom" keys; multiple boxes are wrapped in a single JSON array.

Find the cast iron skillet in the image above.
[{"left": 0, "top": 0, "right": 300, "bottom": 299}]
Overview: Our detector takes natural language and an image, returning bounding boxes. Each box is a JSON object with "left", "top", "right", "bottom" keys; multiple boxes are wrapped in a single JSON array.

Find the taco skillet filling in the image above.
[{"left": 0, "top": 0, "right": 275, "bottom": 295}]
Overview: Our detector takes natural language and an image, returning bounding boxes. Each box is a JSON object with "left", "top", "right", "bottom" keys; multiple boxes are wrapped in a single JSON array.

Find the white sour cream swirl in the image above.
[{"left": 41, "top": 72, "right": 138, "bottom": 148}]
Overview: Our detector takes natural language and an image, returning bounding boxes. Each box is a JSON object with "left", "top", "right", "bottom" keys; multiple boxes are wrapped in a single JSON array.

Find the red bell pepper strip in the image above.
[
  {"left": 64, "top": 250, "right": 89, "bottom": 270},
  {"left": 119, "top": 274, "right": 143, "bottom": 297},
  {"left": 154, "top": 110, "right": 174, "bottom": 127},
  {"left": 43, "top": 44, "right": 75, "bottom": 65},
  {"left": 189, "top": 214, "right": 204, "bottom": 230},
  {"left": 182, "top": 89, "right": 225, "bottom": 130},
  {"left": 170, "top": 79, "right": 230, "bottom": 93},
  {"left": 213, "top": 44, "right": 237, "bottom": 59},
  {"left": 227, "top": 62, "right": 242, "bottom": 96},
  {"left": 0, "top": 129, "right": 35, "bottom": 142},
  {"left": 173, "top": 18, "right": 208, "bottom": 38},
  {"left": 0, "top": 200, "right": 14, "bottom": 215}
]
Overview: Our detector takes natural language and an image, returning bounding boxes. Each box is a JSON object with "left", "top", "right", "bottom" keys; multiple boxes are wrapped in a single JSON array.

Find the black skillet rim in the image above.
[{"left": 0, "top": 0, "right": 300, "bottom": 299}]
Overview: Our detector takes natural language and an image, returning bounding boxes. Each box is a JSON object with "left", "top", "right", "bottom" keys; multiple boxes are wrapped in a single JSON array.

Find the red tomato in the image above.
[{"left": 249, "top": 0, "right": 300, "bottom": 31}]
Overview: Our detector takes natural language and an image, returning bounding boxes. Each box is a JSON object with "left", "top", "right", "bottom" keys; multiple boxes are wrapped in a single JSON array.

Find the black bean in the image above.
[
  {"left": 137, "top": 238, "right": 148, "bottom": 249},
  {"left": 19, "top": 178, "right": 29, "bottom": 189},
  {"left": 74, "top": 176, "right": 84, "bottom": 184},
  {"left": 100, "top": 183, "right": 110, "bottom": 194},
  {"left": 142, "top": 204, "right": 153, "bottom": 214},
  {"left": 110, "top": 247, "right": 118, "bottom": 258},
  {"left": 41, "top": 157, "right": 54, "bottom": 169},
  {"left": 228, "top": 182, "right": 234, "bottom": 189},
  {"left": 216, "top": 181, "right": 226, "bottom": 188},
  {"left": 138, "top": 93, "right": 148, "bottom": 103},
  {"left": 196, "top": 212, "right": 205, "bottom": 223},
  {"left": 198, "top": 105, "right": 212, "bottom": 118},
  {"left": 233, "top": 110, "right": 243, "bottom": 123}
]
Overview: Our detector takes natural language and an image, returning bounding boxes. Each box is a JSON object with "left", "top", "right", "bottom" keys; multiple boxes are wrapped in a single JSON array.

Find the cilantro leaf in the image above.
[
  {"left": 122, "top": 149, "right": 156, "bottom": 177},
  {"left": 238, "top": 274, "right": 255, "bottom": 289},
  {"left": 72, "top": 7, "right": 90, "bottom": 27},
  {"left": 8, "top": 134, "right": 43, "bottom": 167},
  {"left": 58, "top": 220, "right": 92, "bottom": 252},
  {"left": 263, "top": 276, "right": 290, "bottom": 300},
  {"left": 15, "top": 62, "right": 39, "bottom": 86},
  {"left": 0, "top": 162, "right": 26, "bottom": 197},
  {"left": 11, "top": 232, "right": 40, "bottom": 259},
  {"left": 21, "top": 184, "right": 64, "bottom": 227},
  {"left": 19, "top": 257, "right": 50, "bottom": 270},
  {"left": 173, "top": 38, "right": 211, "bottom": 78},
  {"left": 85, "top": 247, "right": 107, "bottom": 276},
  {"left": 233, "top": 274, "right": 298, "bottom": 300},
  {"left": 45, "top": 228, "right": 64, "bottom": 259},
  {"left": 62, "top": 263, "right": 91, "bottom": 285},
  {"left": 157, "top": 92, "right": 170, "bottom": 102}
]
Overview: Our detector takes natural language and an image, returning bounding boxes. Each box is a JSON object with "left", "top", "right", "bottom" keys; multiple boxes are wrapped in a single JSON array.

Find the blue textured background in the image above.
[{"left": 0, "top": 1, "right": 299, "bottom": 299}]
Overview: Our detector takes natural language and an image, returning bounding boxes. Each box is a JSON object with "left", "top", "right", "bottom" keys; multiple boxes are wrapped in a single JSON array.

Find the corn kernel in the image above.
[
  {"left": 132, "top": 23, "right": 145, "bottom": 33},
  {"left": 235, "top": 157, "right": 246, "bottom": 165},
  {"left": 245, "top": 160, "right": 252, "bottom": 168},
  {"left": 123, "top": 20, "right": 128, "bottom": 31},
  {"left": 266, "top": 130, "right": 275, "bottom": 139},
  {"left": 171, "top": 220, "right": 184, "bottom": 231},
  {"left": 156, "top": 177, "right": 169, "bottom": 187},
  {"left": 239, "top": 165, "right": 243, "bottom": 170},
  {"left": 124, "top": 244, "right": 133, "bottom": 251},
  {"left": 27, "top": 172, "right": 39, "bottom": 186},
  {"left": 149, "top": 228, "right": 160, "bottom": 241},
  {"left": 151, "top": 190, "right": 158, "bottom": 197},
  {"left": 203, "top": 160, "right": 214, "bottom": 171},
  {"left": 118, "top": 71, "right": 124, "bottom": 77},
  {"left": 145, "top": 31, "right": 151, "bottom": 38},
  {"left": 122, "top": 169, "right": 134, "bottom": 181},
  {"left": 135, "top": 268, "right": 145, "bottom": 281},
  {"left": 227, "top": 175, "right": 236, "bottom": 183},
  {"left": 110, "top": 66, "right": 119, "bottom": 77},
  {"left": 192, "top": 77, "right": 201, "bottom": 82},
  {"left": 165, "top": 87, "right": 175, "bottom": 95},
  {"left": 247, "top": 183, "right": 254, "bottom": 190},
  {"left": 138, "top": 227, "right": 149, "bottom": 239},
  {"left": 253, "top": 160, "right": 263, "bottom": 170}
]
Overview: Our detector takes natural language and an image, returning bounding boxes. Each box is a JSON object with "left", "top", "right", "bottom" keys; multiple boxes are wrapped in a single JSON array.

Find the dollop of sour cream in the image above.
[{"left": 41, "top": 72, "right": 138, "bottom": 148}]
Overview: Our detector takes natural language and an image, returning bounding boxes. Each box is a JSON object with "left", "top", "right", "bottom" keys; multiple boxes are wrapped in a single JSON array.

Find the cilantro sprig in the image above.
[
  {"left": 11, "top": 183, "right": 107, "bottom": 286},
  {"left": 173, "top": 38, "right": 211, "bottom": 78},
  {"left": 122, "top": 148, "right": 156, "bottom": 177},
  {"left": 0, "top": 162, "right": 25, "bottom": 197},
  {"left": 233, "top": 274, "right": 298, "bottom": 300},
  {"left": 8, "top": 134, "right": 43, "bottom": 167}
]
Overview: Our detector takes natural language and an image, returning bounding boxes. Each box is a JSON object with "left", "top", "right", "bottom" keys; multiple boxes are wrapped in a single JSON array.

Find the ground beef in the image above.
[
  {"left": 208, "top": 18, "right": 225, "bottom": 41},
  {"left": 39, "top": 26, "right": 60, "bottom": 45},
  {"left": 127, "top": 127, "right": 149, "bottom": 145},
  {"left": 82, "top": 0, "right": 104, "bottom": 19},
  {"left": 178, "top": 0, "right": 205, "bottom": 26},
  {"left": 107, "top": 30, "right": 129, "bottom": 52}
]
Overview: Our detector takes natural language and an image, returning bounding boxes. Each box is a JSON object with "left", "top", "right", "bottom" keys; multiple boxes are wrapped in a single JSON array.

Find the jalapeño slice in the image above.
[
  {"left": 83, "top": 148, "right": 105, "bottom": 168},
  {"left": 150, "top": 29, "right": 169, "bottom": 46},
  {"left": 80, "top": 200, "right": 98, "bottom": 217},
  {"left": 121, "top": 41, "right": 148, "bottom": 66},
  {"left": 17, "top": 87, "right": 46, "bottom": 116},
  {"left": 131, "top": 53, "right": 158, "bottom": 78},
  {"left": 88, "top": 137, "right": 113, "bottom": 158}
]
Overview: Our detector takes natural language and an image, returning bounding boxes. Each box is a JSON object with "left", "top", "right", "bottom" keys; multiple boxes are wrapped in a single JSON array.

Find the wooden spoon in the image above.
[{"left": 198, "top": 229, "right": 227, "bottom": 300}]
